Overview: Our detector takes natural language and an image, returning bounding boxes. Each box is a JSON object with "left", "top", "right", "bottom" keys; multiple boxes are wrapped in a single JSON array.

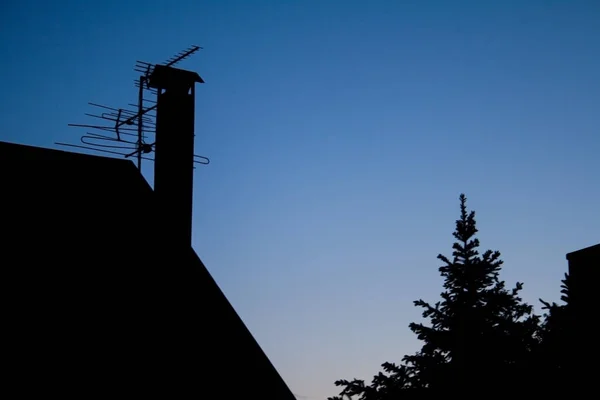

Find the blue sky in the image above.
[{"left": 1, "top": 0, "right": 599, "bottom": 398}]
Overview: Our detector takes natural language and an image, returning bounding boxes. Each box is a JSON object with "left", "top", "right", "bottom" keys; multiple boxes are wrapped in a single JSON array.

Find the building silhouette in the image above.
[
  {"left": 567, "top": 243, "right": 600, "bottom": 302},
  {"left": 2, "top": 140, "right": 296, "bottom": 398},
  {"left": 566, "top": 242, "right": 599, "bottom": 385},
  {"left": 567, "top": 242, "right": 599, "bottom": 329}
]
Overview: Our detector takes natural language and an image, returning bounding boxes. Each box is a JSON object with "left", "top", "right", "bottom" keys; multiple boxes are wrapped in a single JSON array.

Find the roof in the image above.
[
  {"left": 566, "top": 243, "right": 600, "bottom": 261},
  {"left": 1, "top": 140, "right": 296, "bottom": 398}
]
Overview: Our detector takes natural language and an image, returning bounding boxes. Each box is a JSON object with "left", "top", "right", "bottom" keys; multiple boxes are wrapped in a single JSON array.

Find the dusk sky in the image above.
[{"left": 1, "top": 0, "right": 599, "bottom": 398}]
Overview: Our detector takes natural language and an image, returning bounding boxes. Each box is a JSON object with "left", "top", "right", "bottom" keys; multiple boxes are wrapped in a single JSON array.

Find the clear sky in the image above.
[{"left": 1, "top": 0, "right": 599, "bottom": 398}]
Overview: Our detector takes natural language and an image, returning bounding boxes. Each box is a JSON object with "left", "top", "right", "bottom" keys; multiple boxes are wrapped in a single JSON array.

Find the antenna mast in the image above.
[
  {"left": 57, "top": 45, "right": 209, "bottom": 172},
  {"left": 57, "top": 45, "right": 209, "bottom": 247}
]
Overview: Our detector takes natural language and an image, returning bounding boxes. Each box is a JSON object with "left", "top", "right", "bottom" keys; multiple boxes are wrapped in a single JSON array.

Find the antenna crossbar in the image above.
[{"left": 59, "top": 45, "right": 209, "bottom": 172}]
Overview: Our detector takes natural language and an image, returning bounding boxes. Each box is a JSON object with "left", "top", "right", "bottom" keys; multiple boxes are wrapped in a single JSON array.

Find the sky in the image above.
[{"left": 1, "top": 0, "right": 599, "bottom": 398}]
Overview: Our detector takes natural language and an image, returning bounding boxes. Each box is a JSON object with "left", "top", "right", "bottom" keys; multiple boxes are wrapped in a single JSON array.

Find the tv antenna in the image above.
[{"left": 57, "top": 45, "right": 210, "bottom": 171}]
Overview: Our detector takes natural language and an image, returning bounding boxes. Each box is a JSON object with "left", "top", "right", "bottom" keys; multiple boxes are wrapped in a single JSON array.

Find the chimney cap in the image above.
[{"left": 148, "top": 65, "right": 204, "bottom": 91}]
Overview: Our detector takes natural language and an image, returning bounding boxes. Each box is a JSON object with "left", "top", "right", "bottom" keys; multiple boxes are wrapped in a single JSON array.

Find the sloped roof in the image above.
[
  {"left": 1, "top": 141, "right": 296, "bottom": 398},
  {"left": 566, "top": 243, "right": 600, "bottom": 261}
]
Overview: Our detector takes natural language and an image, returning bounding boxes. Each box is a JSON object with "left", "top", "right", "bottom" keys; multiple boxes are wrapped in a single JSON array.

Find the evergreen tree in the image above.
[
  {"left": 537, "top": 273, "right": 573, "bottom": 386},
  {"left": 328, "top": 194, "right": 540, "bottom": 399},
  {"left": 405, "top": 194, "right": 540, "bottom": 390}
]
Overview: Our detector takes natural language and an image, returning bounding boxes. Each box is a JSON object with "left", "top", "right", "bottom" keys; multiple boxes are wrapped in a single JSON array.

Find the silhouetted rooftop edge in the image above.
[
  {"left": 1, "top": 140, "right": 296, "bottom": 399},
  {"left": 566, "top": 243, "right": 600, "bottom": 260}
]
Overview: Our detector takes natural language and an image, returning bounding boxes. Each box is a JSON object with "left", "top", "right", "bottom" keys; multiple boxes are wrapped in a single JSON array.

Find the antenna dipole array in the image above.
[{"left": 56, "top": 45, "right": 209, "bottom": 171}]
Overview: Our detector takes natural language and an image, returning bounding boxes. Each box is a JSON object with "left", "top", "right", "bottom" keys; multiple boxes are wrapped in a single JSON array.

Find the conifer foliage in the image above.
[
  {"left": 328, "top": 194, "right": 540, "bottom": 399},
  {"left": 537, "top": 272, "right": 573, "bottom": 384}
]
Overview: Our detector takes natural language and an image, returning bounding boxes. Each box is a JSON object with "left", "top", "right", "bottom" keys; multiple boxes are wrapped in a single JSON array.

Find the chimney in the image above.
[{"left": 147, "top": 65, "right": 204, "bottom": 248}]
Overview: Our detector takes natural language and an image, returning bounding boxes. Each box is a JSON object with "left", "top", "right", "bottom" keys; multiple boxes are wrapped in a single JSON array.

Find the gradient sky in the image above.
[{"left": 1, "top": 0, "right": 599, "bottom": 398}]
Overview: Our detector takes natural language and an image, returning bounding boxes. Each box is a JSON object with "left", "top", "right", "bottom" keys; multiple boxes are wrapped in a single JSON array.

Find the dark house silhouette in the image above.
[
  {"left": 567, "top": 243, "right": 600, "bottom": 288},
  {"left": 2, "top": 140, "right": 296, "bottom": 398},
  {"left": 566, "top": 242, "right": 599, "bottom": 388},
  {"left": 567, "top": 243, "right": 599, "bottom": 322}
]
